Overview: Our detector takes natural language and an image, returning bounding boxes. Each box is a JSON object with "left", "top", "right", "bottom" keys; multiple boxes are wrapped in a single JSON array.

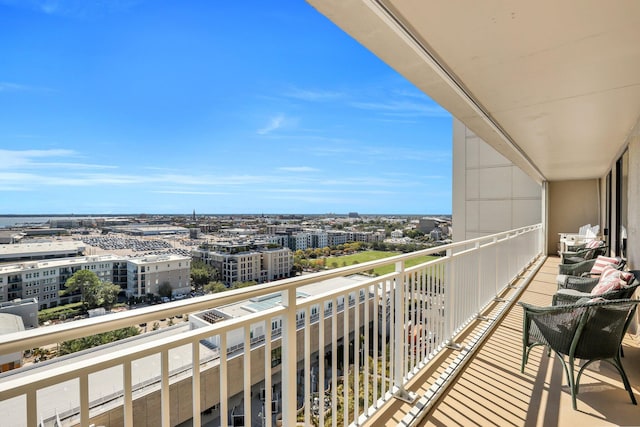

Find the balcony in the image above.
[
  {"left": 0, "top": 224, "right": 637, "bottom": 426},
  {"left": 368, "top": 256, "right": 640, "bottom": 427}
]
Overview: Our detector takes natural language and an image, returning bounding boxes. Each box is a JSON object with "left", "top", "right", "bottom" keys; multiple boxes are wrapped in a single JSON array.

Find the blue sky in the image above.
[{"left": 0, "top": 0, "right": 452, "bottom": 215}]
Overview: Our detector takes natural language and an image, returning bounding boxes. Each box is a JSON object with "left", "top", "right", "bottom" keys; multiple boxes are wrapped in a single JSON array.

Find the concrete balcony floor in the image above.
[{"left": 366, "top": 256, "right": 640, "bottom": 426}]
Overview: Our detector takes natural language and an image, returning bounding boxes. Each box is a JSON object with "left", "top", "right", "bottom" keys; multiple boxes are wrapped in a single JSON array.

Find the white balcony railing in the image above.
[{"left": 0, "top": 224, "right": 543, "bottom": 427}]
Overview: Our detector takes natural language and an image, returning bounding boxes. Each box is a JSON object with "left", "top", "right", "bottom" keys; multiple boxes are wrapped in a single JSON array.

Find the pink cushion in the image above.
[
  {"left": 591, "top": 266, "right": 633, "bottom": 295},
  {"left": 589, "top": 256, "right": 621, "bottom": 275},
  {"left": 586, "top": 240, "right": 604, "bottom": 249}
]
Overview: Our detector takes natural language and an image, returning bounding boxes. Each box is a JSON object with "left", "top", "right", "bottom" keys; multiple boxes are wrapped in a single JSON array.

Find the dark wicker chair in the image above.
[
  {"left": 553, "top": 270, "right": 639, "bottom": 305},
  {"left": 519, "top": 299, "right": 640, "bottom": 409},
  {"left": 561, "top": 244, "right": 608, "bottom": 264},
  {"left": 556, "top": 258, "right": 625, "bottom": 289}
]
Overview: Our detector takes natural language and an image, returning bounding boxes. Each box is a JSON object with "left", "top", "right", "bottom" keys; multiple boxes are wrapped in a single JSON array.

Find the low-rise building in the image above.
[
  {"left": 193, "top": 245, "right": 293, "bottom": 286},
  {"left": 0, "top": 241, "right": 85, "bottom": 264},
  {"left": 327, "top": 231, "right": 349, "bottom": 246},
  {"left": 0, "top": 298, "right": 38, "bottom": 329},
  {"left": 0, "top": 231, "right": 25, "bottom": 245},
  {"left": 0, "top": 254, "right": 191, "bottom": 309},
  {"left": 0, "top": 313, "right": 25, "bottom": 372},
  {"left": 126, "top": 254, "right": 191, "bottom": 297},
  {"left": 391, "top": 229, "right": 404, "bottom": 238}
]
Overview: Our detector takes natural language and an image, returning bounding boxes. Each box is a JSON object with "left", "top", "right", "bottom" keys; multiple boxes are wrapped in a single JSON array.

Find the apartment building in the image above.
[
  {"left": 326, "top": 230, "right": 349, "bottom": 246},
  {"left": 306, "top": 230, "right": 328, "bottom": 249},
  {"left": 0, "top": 254, "right": 191, "bottom": 309},
  {"left": 260, "top": 248, "right": 294, "bottom": 283},
  {"left": 193, "top": 245, "right": 293, "bottom": 286},
  {"left": 390, "top": 229, "right": 403, "bottom": 238},
  {"left": 283, "top": 231, "right": 330, "bottom": 250},
  {"left": 262, "top": 234, "right": 288, "bottom": 248},
  {"left": 126, "top": 254, "right": 191, "bottom": 297},
  {"left": 289, "top": 232, "right": 310, "bottom": 251}
]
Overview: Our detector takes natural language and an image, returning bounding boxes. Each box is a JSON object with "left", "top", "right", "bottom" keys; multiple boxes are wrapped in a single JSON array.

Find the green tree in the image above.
[
  {"left": 231, "top": 280, "right": 257, "bottom": 289},
  {"left": 190, "top": 260, "right": 219, "bottom": 290},
  {"left": 99, "top": 281, "right": 121, "bottom": 310},
  {"left": 190, "top": 267, "right": 210, "bottom": 288},
  {"left": 58, "top": 327, "right": 139, "bottom": 355},
  {"left": 405, "top": 229, "right": 425, "bottom": 239},
  {"left": 158, "top": 281, "right": 173, "bottom": 298},
  {"left": 204, "top": 281, "right": 227, "bottom": 293},
  {"left": 62, "top": 270, "right": 102, "bottom": 309}
]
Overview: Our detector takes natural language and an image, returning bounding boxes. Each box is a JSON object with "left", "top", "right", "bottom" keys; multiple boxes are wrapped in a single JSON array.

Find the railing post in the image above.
[
  {"left": 444, "top": 248, "right": 456, "bottom": 347},
  {"left": 393, "top": 261, "right": 415, "bottom": 403},
  {"left": 80, "top": 373, "right": 89, "bottom": 427},
  {"left": 475, "top": 241, "right": 482, "bottom": 315},
  {"left": 281, "top": 287, "right": 297, "bottom": 425},
  {"left": 161, "top": 349, "right": 170, "bottom": 427},
  {"left": 26, "top": 389, "right": 37, "bottom": 427},
  {"left": 192, "top": 341, "right": 201, "bottom": 427},
  {"left": 124, "top": 360, "right": 133, "bottom": 426},
  {"left": 492, "top": 237, "right": 499, "bottom": 295}
]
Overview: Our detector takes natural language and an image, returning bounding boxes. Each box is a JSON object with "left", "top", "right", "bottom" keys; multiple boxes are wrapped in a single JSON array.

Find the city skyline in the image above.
[{"left": 0, "top": 1, "right": 452, "bottom": 215}]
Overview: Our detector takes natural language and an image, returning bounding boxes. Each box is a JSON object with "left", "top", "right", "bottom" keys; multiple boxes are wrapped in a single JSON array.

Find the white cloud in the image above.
[
  {"left": 0, "top": 82, "right": 30, "bottom": 92},
  {"left": 285, "top": 88, "right": 343, "bottom": 101},
  {"left": 34, "top": 162, "right": 118, "bottom": 170},
  {"left": 350, "top": 100, "right": 449, "bottom": 118},
  {"left": 0, "top": 0, "right": 141, "bottom": 17},
  {"left": 153, "top": 190, "right": 231, "bottom": 195},
  {"left": 0, "top": 149, "right": 76, "bottom": 169},
  {"left": 0, "top": 149, "right": 119, "bottom": 172},
  {"left": 265, "top": 188, "right": 393, "bottom": 195},
  {"left": 277, "top": 166, "right": 320, "bottom": 173},
  {"left": 257, "top": 114, "right": 286, "bottom": 135},
  {"left": 0, "top": 81, "right": 54, "bottom": 94}
]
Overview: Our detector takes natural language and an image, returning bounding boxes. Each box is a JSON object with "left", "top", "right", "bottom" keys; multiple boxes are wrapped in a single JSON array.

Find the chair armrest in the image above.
[
  {"left": 563, "top": 276, "right": 599, "bottom": 293},
  {"left": 561, "top": 245, "right": 609, "bottom": 263},
  {"left": 519, "top": 301, "right": 589, "bottom": 353},
  {"left": 553, "top": 289, "right": 590, "bottom": 305},
  {"left": 558, "top": 260, "right": 596, "bottom": 276}
]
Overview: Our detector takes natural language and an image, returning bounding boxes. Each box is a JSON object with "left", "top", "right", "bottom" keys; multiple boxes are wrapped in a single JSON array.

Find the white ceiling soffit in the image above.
[{"left": 307, "top": 0, "right": 640, "bottom": 183}]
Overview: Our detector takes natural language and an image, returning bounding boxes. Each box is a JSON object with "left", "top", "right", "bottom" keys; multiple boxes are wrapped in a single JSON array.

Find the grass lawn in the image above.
[{"left": 327, "top": 251, "right": 438, "bottom": 276}]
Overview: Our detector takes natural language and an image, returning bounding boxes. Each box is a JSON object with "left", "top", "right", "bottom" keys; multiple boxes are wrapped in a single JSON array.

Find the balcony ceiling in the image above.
[{"left": 307, "top": 0, "right": 640, "bottom": 183}]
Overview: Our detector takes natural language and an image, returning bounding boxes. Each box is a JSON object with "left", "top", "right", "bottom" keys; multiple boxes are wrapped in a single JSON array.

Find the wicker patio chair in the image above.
[
  {"left": 556, "top": 257, "right": 625, "bottom": 289},
  {"left": 553, "top": 270, "right": 639, "bottom": 305},
  {"left": 519, "top": 298, "right": 640, "bottom": 409},
  {"left": 560, "top": 243, "right": 608, "bottom": 264}
]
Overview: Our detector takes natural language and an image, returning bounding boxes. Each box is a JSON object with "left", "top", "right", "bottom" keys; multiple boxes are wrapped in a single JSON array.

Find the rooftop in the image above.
[
  {"left": 215, "top": 274, "right": 370, "bottom": 318},
  {"left": 0, "top": 241, "right": 85, "bottom": 257}
]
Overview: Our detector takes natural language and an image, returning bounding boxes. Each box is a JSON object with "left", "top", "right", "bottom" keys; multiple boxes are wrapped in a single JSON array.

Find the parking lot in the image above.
[{"left": 74, "top": 233, "right": 195, "bottom": 258}]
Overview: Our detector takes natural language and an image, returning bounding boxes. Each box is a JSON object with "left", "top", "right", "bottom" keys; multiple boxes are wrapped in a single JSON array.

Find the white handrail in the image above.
[{"left": 0, "top": 224, "right": 543, "bottom": 427}]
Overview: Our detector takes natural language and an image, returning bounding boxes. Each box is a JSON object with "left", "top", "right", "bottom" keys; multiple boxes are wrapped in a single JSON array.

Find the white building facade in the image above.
[
  {"left": 126, "top": 255, "right": 191, "bottom": 297},
  {"left": 193, "top": 246, "right": 293, "bottom": 286},
  {"left": 0, "top": 254, "right": 191, "bottom": 309}
]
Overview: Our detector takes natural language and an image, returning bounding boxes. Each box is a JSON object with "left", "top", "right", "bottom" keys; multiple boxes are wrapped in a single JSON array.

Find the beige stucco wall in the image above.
[
  {"left": 452, "top": 118, "right": 542, "bottom": 242},
  {"left": 626, "top": 128, "right": 640, "bottom": 271},
  {"left": 546, "top": 180, "right": 600, "bottom": 255},
  {"left": 624, "top": 121, "right": 640, "bottom": 336}
]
